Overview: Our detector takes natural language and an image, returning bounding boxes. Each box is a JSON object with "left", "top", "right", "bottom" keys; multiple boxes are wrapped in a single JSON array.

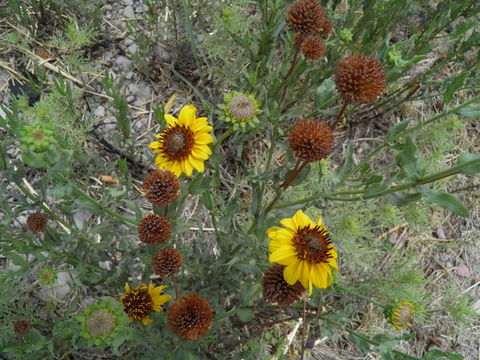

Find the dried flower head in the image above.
[
  {"left": 335, "top": 54, "right": 386, "bottom": 103},
  {"left": 14, "top": 319, "right": 31, "bottom": 336},
  {"left": 153, "top": 248, "right": 183, "bottom": 278},
  {"left": 286, "top": 0, "right": 326, "bottom": 34},
  {"left": 317, "top": 18, "right": 333, "bottom": 37},
  {"left": 142, "top": 169, "right": 180, "bottom": 208},
  {"left": 263, "top": 264, "right": 305, "bottom": 306},
  {"left": 385, "top": 302, "right": 416, "bottom": 330},
  {"left": 26, "top": 212, "right": 47, "bottom": 233},
  {"left": 138, "top": 214, "right": 171, "bottom": 245},
  {"left": 167, "top": 293, "right": 213, "bottom": 340},
  {"left": 121, "top": 282, "right": 171, "bottom": 325},
  {"left": 300, "top": 36, "right": 325, "bottom": 60},
  {"left": 289, "top": 120, "right": 334, "bottom": 162},
  {"left": 229, "top": 94, "right": 256, "bottom": 120}
]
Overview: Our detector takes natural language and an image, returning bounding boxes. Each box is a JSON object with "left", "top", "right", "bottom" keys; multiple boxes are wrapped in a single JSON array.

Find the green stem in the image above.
[
  {"left": 213, "top": 127, "right": 234, "bottom": 149},
  {"left": 335, "top": 285, "right": 385, "bottom": 308},
  {"left": 16, "top": 183, "right": 99, "bottom": 249}
]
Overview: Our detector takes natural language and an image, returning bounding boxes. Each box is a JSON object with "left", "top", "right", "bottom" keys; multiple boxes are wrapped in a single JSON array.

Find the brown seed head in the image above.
[
  {"left": 263, "top": 264, "right": 305, "bottom": 306},
  {"left": 317, "top": 18, "right": 333, "bottom": 37},
  {"left": 167, "top": 293, "right": 213, "bottom": 340},
  {"left": 138, "top": 214, "right": 171, "bottom": 245},
  {"left": 301, "top": 36, "right": 325, "bottom": 60},
  {"left": 142, "top": 170, "right": 180, "bottom": 208},
  {"left": 14, "top": 319, "right": 32, "bottom": 336},
  {"left": 286, "top": 0, "right": 326, "bottom": 34},
  {"left": 335, "top": 54, "right": 386, "bottom": 103},
  {"left": 26, "top": 212, "right": 47, "bottom": 233},
  {"left": 152, "top": 248, "right": 183, "bottom": 278},
  {"left": 289, "top": 120, "right": 334, "bottom": 162}
]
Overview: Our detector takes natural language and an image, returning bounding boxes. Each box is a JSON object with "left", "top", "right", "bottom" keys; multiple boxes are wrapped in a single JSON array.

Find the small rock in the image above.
[
  {"left": 152, "top": 44, "right": 170, "bottom": 62},
  {"left": 81, "top": 297, "right": 96, "bottom": 309},
  {"left": 115, "top": 56, "right": 133, "bottom": 72},
  {"left": 74, "top": 210, "right": 91, "bottom": 229},
  {"left": 128, "top": 82, "right": 151, "bottom": 103},
  {"left": 124, "top": 0, "right": 133, "bottom": 5},
  {"left": 102, "top": 4, "right": 112, "bottom": 11},
  {"left": 125, "top": 71, "right": 135, "bottom": 80},
  {"left": 124, "top": 6, "right": 135, "bottom": 18},
  {"left": 93, "top": 106, "right": 106, "bottom": 118},
  {"left": 455, "top": 264, "right": 470, "bottom": 278},
  {"left": 127, "top": 95, "right": 135, "bottom": 103},
  {"left": 124, "top": 37, "right": 134, "bottom": 46},
  {"left": 128, "top": 43, "right": 138, "bottom": 54},
  {"left": 103, "top": 50, "right": 114, "bottom": 62},
  {"left": 436, "top": 227, "right": 446, "bottom": 239},
  {"left": 98, "top": 261, "right": 112, "bottom": 270},
  {"left": 37, "top": 271, "right": 74, "bottom": 301}
]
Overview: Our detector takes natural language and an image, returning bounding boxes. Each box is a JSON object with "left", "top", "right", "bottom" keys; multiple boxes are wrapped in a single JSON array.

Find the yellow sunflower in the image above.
[
  {"left": 149, "top": 105, "right": 213, "bottom": 177},
  {"left": 268, "top": 210, "right": 338, "bottom": 295},
  {"left": 120, "top": 282, "right": 171, "bottom": 325}
]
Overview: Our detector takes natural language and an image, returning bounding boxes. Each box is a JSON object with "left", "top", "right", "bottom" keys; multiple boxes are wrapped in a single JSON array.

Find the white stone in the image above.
[{"left": 124, "top": 6, "right": 135, "bottom": 18}]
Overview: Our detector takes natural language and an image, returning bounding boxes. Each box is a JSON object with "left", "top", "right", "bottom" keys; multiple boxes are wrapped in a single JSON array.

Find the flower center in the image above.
[
  {"left": 293, "top": 225, "right": 333, "bottom": 264},
  {"left": 161, "top": 126, "right": 195, "bottom": 160},
  {"left": 122, "top": 288, "right": 154, "bottom": 320},
  {"left": 86, "top": 309, "right": 116, "bottom": 337},
  {"left": 229, "top": 95, "right": 255, "bottom": 120},
  {"left": 32, "top": 129, "right": 45, "bottom": 142}
]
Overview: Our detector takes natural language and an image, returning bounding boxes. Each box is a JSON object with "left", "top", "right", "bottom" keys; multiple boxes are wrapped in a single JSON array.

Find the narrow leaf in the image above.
[{"left": 418, "top": 187, "right": 469, "bottom": 217}]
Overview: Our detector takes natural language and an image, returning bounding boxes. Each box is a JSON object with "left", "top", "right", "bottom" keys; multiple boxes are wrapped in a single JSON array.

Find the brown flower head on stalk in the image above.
[
  {"left": 152, "top": 248, "right": 183, "bottom": 278},
  {"left": 263, "top": 264, "right": 305, "bottom": 306},
  {"left": 335, "top": 54, "right": 386, "bottom": 103},
  {"left": 286, "top": 0, "right": 326, "bottom": 34},
  {"left": 289, "top": 120, "right": 334, "bottom": 162},
  {"left": 167, "top": 293, "right": 213, "bottom": 340},
  {"left": 142, "top": 169, "right": 180, "bottom": 208},
  {"left": 138, "top": 214, "right": 171, "bottom": 245},
  {"left": 317, "top": 18, "right": 333, "bottom": 38},
  {"left": 14, "top": 319, "right": 32, "bottom": 336},
  {"left": 26, "top": 212, "right": 47, "bottom": 233},
  {"left": 300, "top": 36, "right": 325, "bottom": 60}
]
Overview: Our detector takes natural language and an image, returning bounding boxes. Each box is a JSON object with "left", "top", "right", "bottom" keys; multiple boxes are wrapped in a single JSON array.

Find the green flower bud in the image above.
[
  {"left": 218, "top": 91, "right": 262, "bottom": 131},
  {"left": 386, "top": 48, "right": 403, "bottom": 66},
  {"left": 20, "top": 123, "right": 56, "bottom": 153},
  {"left": 384, "top": 301, "right": 416, "bottom": 330},
  {"left": 339, "top": 29, "right": 353, "bottom": 43},
  {"left": 38, "top": 266, "right": 57, "bottom": 285}
]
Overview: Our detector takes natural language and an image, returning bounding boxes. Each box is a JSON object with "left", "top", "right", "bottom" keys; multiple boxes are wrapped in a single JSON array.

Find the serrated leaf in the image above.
[
  {"left": 385, "top": 119, "right": 410, "bottom": 142},
  {"left": 315, "top": 77, "right": 336, "bottom": 109},
  {"left": 456, "top": 153, "right": 480, "bottom": 175},
  {"left": 334, "top": 143, "right": 354, "bottom": 185},
  {"left": 456, "top": 103, "right": 480, "bottom": 119},
  {"left": 443, "top": 72, "right": 469, "bottom": 104},
  {"left": 418, "top": 187, "right": 469, "bottom": 217}
]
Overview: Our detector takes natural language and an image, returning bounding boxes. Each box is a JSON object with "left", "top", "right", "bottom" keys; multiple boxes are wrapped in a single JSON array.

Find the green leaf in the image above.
[
  {"left": 456, "top": 103, "right": 480, "bottom": 119},
  {"left": 384, "top": 119, "right": 410, "bottom": 143},
  {"left": 236, "top": 308, "right": 255, "bottom": 322},
  {"left": 362, "top": 182, "right": 389, "bottom": 198},
  {"left": 385, "top": 192, "right": 422, "bottom": 206},
  {"left": 423, "top": 349, "right": 464, "bottom": 360},
  {"left": 348, "top": 333, "right": 371, "bottom": 353},
  {"left": 456, "top": 153, "right": 480, "bottom": 175},
  {"left": 395, "top": 137, "right": 421, "bottom": 180},
  {"left": 333, "top": 143, "right": 354, "bottom": 185},
  {"left": 443, "top": 72, "right": 469, "bottom": 104},
  {"left": 315, "top": 77, "right": 336, "bottom": 109},
  {"left": 418, "top": 187, "right": 469, "bottom": 217}
]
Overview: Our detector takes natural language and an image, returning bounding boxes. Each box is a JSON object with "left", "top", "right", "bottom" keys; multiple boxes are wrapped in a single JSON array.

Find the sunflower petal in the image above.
[
  {"left": 292, "top": 210, "right": 312, "bottom": 228},
  {"left": 164, "top": 114, "right": 177, "bottom": 126},
  {"left": 178, "top": 105, "right": 197, "bottom": 125},
  {"left": 189, "top": 156, "right": 205, "bottom": 173},
  {"left": 284, "top": 260, "right": 302, "bottom": 285},
  {"left": 269, "top": 246, "right": 298, "bottom": 265},
  {"left": 141, "top": 317, "right": 152, "bottom": 325}
]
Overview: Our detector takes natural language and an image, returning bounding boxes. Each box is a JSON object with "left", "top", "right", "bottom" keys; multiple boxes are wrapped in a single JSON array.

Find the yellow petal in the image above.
[
  {"left": 158, "top": 294, "right": 172, "bottom": 304},
  {"left": 189, "top": 117, "right": 209, "bottom": 132},
  {"left": 181, "top": 159, "right": 193, "bottom": 176},
  {"left": 268, "top": 236, "right": 292, "bottom": 252},
  {"left": 192, "top": 146, "right": 211, "bottom": 160},
  {"left": 149, "top": 141, "right": 162, "bottom": 149},
  {"left": 329, "top": 246, "right": 338, "bottom": 259},
  {"left": 124, "top": 283, "right": 130, "bottom": 293},
  {"left": 280, "top": 217, "right": 297, "bottom": 231},
  {"left": 316, "top": 215, "right": 324, "bottom": 226},
  {"left": 269, "top": 246, "right": 298, "bottom": 265},
  {"left": 292, "top": 210, "right": 312, "bottom": 228},
  {"left": 328, "top": 257, "right": 338, "bottom": 271},
  {"left": 178, "top": 105, "right": 197, "bottom": 125},
  {"left": 195, "top": 134, "right": 214, "bottom": 145},
  {"left": 189, "top": 156, "right": 205, "bottom": 173},
  {"left": 164, "top": 114, "right": 177, "bottom": 126},
  {"left": 299, "top": 262, "right": 310, "bottom": 289},
  {"left": 142, "top": 317, "right": 152, "bottom": 325},
  {"left": 310, "top": 263, "right": 328, "bottom": 289},
  {"left": 284, "top": 260, "right": 302, "bottom": 285}
]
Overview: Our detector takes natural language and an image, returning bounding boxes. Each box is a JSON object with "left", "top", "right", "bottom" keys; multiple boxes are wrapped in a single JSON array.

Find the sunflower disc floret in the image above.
[
  {"left": 138, "top": 214, "right": 171, "bottom": 245},
  {"left": 149, "top": 105, "right": 213, "bottom": 177},
  {"left": 26, "top": 212, "right": 47, "bottom": 233},
  {"left": 120, "top": 282, "right": 171, "bottom": 325},
  {"left": 286, "top": 0, "right": 326, "bottom": 34},
  {"left": 268, "top": 210, "right": 338, "bottom": 295}
]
